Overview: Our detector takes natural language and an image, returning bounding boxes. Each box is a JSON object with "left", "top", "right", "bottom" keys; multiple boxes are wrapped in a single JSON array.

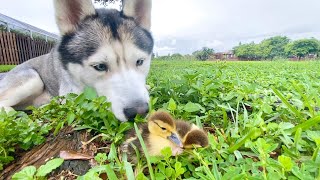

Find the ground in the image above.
[{"left": 1, "top": 60, "right": 320, "bottom": 179}]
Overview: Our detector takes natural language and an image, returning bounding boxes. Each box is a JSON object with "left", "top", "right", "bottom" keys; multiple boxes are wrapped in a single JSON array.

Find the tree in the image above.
[
  {"left": 259, "top": 36, "right": 290, "bottom": 59},
  {"left": 192, "top": 47, "right": 214, "bottom": 61},
  {"left": 285, "top": 38, "right": 320, "bottom": 60},
  {"left": 233, "top": 42, "right": 261, "bottom": 60},
  {"left": 170, "top": 53, "right": 184, "bottom": 60},
  {"left": 234, "top": 37, "right": 290, "bottom": 60}
]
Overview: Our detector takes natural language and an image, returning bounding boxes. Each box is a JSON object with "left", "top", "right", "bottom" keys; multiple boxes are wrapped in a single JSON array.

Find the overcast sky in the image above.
[{"left": 1, "top": 0, "right": 320, "bottom": 55}]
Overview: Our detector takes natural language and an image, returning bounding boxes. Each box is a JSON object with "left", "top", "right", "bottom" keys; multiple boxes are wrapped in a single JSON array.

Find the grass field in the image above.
[
  {"left": 1, "top": 60, "right": 320, "bottom": 179},
  {"left": 147, "top": 60, "right": 320, "bottom": 179},
  {"left": 0, "top": 65, "right": 15, "bottom": 72}
]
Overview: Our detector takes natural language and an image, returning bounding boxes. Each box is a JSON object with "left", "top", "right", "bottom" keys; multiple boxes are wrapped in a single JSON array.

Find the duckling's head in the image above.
[
  {"left": 148, "top": 111, "right": 183, "bottom": 148},
  {"left": 183, "top": 129, "right": 209, "bottom": 149}
]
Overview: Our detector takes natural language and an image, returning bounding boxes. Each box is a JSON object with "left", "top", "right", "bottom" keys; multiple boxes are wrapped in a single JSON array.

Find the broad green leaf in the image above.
[
  {"left": 160, "top": 147, "right": 172, "bottom": 159},
  {"left": 67, "top": 112, "right": 76, "bottom": 125},
  {"left": 279, "top": 122, "right": 295, "bottom": 130},
  {"left": 12, "top": 166, "right": 36, "bottom": 180},
  {"left": 117, "top": 122, "right": 132, "bottom": 134},
  {"left": 155, "top": 173, "right": 166, "bottom": 180},
  {"left": 175, "top": 162, "right": 185, "bottom": 177},
  {"left": 151, "top": 97, "right": 158, "bottom": 106},
  {"left": 278, "top": 155, "right": 293, "bottom": 171},
  {"left": 136, "top": 172, "right": 149, "bottom": 180},
  {"left": 78, "top": 171, "right": 102, "bottom": 180},
  {"left": 165, "top": 167, "right": 174, "bottom": 177},
  {"left": 36, "top": 158, "right": 64, "bottom": 177},
  {"left": 221, "top": 167, "right": 242, "bottom": 180},
  {"left": 83, "top": 87, "right": 98, "bottom": 99},
  {"left": 95, "top": 153, "right": 108, "bottom": 164},
  {"left": 168, "top": 98, "right": 177, "bottom": 111},
  {"left": 262, "top": 103, "right": 273, "bottom": 114},
  {"left": 157, "top": 162, "right": 166, "bottom": 174},
  {"left": 291, "top": 166, "right": 314, "bottom": 180},
  {"left": 184, "top": 102, "right": 203, "bottom": 113}
]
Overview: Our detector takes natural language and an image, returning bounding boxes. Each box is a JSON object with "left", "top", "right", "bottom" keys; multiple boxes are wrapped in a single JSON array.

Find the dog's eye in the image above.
[
  {"left": 136, "top": 59, "right": 144, "bottom": 66},
  {"left": 93, "top": 64, "right": 108, "bottom": 72}
]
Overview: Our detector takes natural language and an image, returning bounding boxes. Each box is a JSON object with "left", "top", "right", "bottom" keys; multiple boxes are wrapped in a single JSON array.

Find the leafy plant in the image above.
[
  {"left": 0, "top": 87, "right": 133, "bottom": 170},
  {"left": 12, "top": 158, "right": 64, "bottom": 180}
]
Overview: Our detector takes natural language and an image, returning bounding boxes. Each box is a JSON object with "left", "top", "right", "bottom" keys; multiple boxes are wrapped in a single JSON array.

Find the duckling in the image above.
[
  {"left": 175, "top": 120, "right": 199, "bottom": 138},
  {"left": 183, "top": 129, "right": 208, "bottom": 149},
  {"left": 175, "top": 120, "right": 208, "bottom": 149},
  {"left": 122, "top": 111, "right": 183, "bottom": 162}
]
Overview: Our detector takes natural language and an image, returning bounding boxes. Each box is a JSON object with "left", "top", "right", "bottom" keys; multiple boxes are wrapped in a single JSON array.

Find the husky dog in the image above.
[{"left": 0, "top": 0, "right": 153, "bottom": 122}]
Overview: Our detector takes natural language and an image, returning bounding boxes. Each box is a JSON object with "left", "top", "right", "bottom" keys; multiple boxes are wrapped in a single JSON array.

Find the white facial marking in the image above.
[{"left": 96, "top": 69, "right": 150, "bottom": 121}]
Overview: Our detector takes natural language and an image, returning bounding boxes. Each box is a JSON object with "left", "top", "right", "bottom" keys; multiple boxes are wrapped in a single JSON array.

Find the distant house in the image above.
[
  {"left": 289, "top": 53, "right": 318, "bottom": 61},
  {"left": 213, "top": 51, "right": 237, "bottom": 60},
  {"left": 0, "top": 13, "right": 58, "bottom": 65},
  {"left": 0, "top": 13, "right": 59, "bottom": 41}
]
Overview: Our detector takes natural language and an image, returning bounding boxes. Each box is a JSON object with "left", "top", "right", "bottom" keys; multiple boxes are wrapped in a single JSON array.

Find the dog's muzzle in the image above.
[{"left": 123, "top": 102, "right": 149, "bottom": 122}]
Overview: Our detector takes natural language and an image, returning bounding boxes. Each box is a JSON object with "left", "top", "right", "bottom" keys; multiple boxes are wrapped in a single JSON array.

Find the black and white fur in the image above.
[{"left": 0, "top": 0, "right": 154, "bottom": 122}]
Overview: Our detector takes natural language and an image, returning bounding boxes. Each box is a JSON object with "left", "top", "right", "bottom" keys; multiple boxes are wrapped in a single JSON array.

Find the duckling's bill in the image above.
[{"left": 168, "top": 133, "right": 183, "bottom": 148}]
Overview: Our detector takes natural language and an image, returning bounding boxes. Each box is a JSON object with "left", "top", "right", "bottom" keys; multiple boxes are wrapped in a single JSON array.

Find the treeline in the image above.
[
  {"left": 154, "top": 47, "right": 215, "bottom": 61},
  {"left": 234, "top": 36, "right": 320, "bottom": 60},
  {"left": 153, "top": 53, "right": 198, "bottom": 61},
  {"left": 155, "top": 36, "right": 320, "bottom": 61}
]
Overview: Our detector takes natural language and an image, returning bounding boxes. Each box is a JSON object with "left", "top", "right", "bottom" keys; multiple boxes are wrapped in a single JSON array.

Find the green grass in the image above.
[
  {"left": 147, "top": 60, "right": 320, "bottom": 179},
  {"left": 2, "top": 60, "right": 320, "bottom": 179},
  {"left": 0, "top": 65, "right": 15, "bottom": 72}
]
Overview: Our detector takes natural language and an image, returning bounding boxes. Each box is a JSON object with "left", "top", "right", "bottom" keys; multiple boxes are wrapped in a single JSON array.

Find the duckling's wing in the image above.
[
  {"left": 175, "top": 120, "right": 192, "bottom": 138},
  {"left": 125, "top": 123, "right": 148, "bottom": 139},
  {"left": 122, "top": 123, "right": 149, "bottom": 161},
  {"left": 125, "top": 128, "right": 136, "bottom": 139},
  {"left": 140, "top": 123, "right": 150, "bottom": 141},
  {"left": 122, "top": 138, "right": 141, "bottom": 163}
]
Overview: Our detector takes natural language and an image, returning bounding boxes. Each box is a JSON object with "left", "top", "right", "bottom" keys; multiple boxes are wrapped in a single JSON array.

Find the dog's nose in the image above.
[{"left": 123, "top": 103, "right": 149, "bottom": 122}]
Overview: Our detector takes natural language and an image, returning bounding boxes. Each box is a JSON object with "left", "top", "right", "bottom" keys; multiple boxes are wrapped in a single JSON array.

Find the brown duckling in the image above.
[
  {"left": 122, "top": 111, "right": 184, "bottom": 162},
  {"left": 175, "top": 120, "right": 199, "bottom": 138},
  {"left": 175, "top": 120, "right": 208, "bottom": 149},
  {"left": 183, "top": 129, "right": 208, "bottom": 149}
]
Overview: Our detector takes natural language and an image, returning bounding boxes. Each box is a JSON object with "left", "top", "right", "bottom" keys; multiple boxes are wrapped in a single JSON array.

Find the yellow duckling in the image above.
[{"left": 122, "top": 111, "right": 183, "bottom": 162}]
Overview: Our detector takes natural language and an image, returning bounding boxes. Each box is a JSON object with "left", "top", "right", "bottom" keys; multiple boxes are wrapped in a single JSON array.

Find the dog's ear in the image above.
[
  {"left": 54, "top": 0, "right": 96, "bottom": 35},
  {"left": 122, "top": 0, "right": 152, "bottom": 30}
]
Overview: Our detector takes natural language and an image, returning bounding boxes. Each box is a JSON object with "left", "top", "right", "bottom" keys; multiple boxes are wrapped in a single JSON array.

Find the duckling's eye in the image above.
[{"left": 161, "top": 127, "right": 167, "bottom": 131}]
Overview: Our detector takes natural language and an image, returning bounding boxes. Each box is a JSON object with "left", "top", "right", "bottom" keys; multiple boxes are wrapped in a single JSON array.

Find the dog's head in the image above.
[{"left": 54, "top": 0, "right": 153, "bottom": 122}]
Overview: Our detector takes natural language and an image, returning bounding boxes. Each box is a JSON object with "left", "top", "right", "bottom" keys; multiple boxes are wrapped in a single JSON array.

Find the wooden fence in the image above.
[{"left": 0, "top": 31, "right": 55, "bottom": 65}]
